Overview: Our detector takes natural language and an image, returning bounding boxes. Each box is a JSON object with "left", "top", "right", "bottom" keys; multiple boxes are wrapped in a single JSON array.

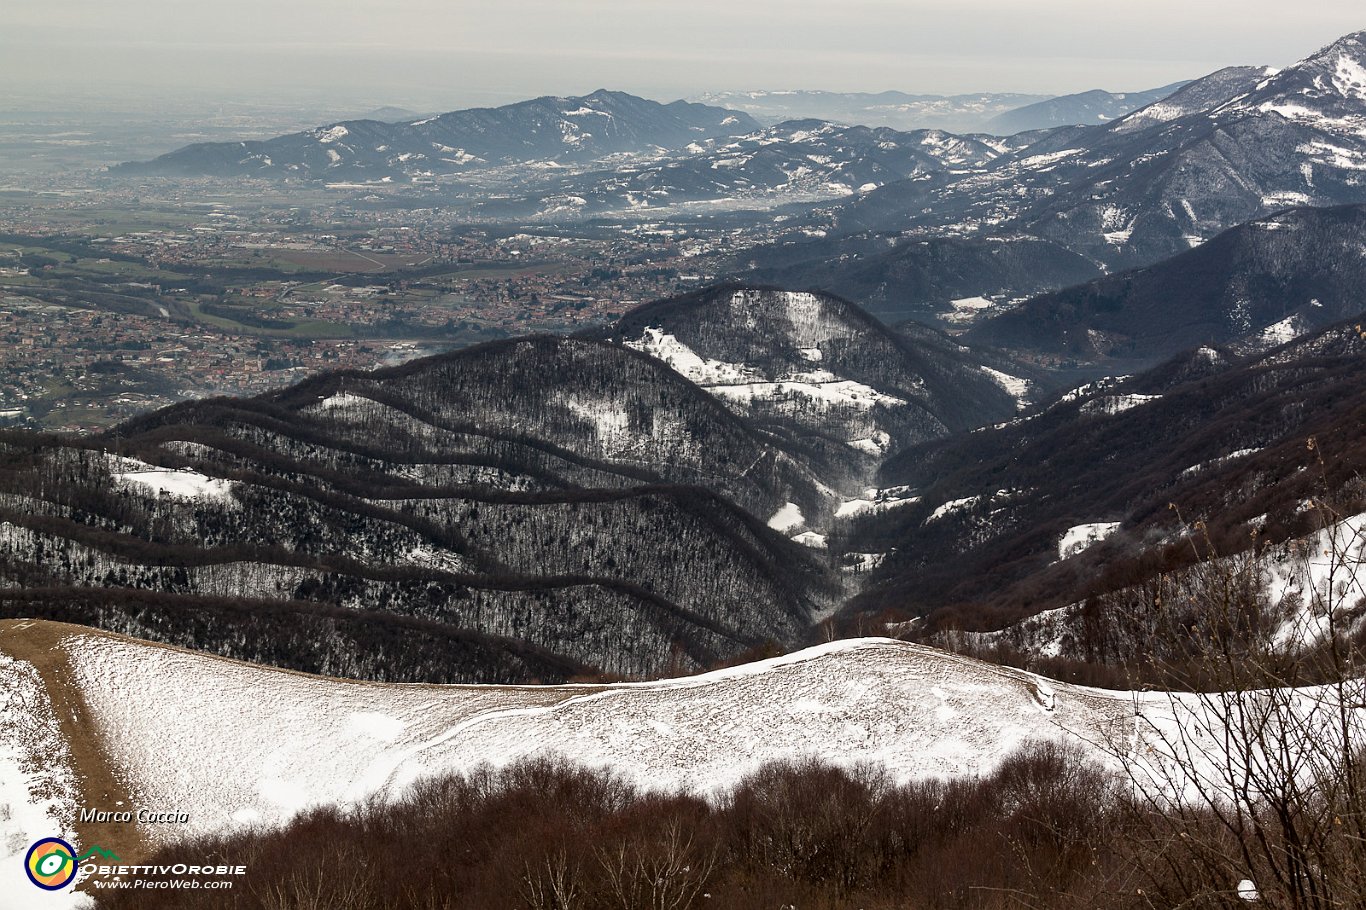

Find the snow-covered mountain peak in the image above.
[{"left": 1228, "top": 30, "right": 1366, "bottom": 125}]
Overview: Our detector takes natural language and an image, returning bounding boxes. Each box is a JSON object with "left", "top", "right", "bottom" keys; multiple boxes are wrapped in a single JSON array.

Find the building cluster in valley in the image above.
[
  {"left": 0, "top": 182, "right": 781, "bottom": 430},
  {"left": 0, "top": 294, "right": 411, "bottom": 431}
]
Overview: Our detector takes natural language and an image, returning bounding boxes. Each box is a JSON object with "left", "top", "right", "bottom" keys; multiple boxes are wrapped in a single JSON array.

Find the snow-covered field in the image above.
[
  {"left": 3, "top": 621, "right": 1365, "bottom": 906},
  {"left": 836, "top": 485, "right": 920, "bottom": 518},
  {"left": 1058, "top": 521, "right": 1122, "bottom": 560},
  {"left": 627, "top": 326, "right": 905, "bottom": 413},
  {"left": 110, "top": 457, "right": 236, "bottom": 504},
  {"left": 1, "top": 626, "right": 1137, "bottom": 849}
]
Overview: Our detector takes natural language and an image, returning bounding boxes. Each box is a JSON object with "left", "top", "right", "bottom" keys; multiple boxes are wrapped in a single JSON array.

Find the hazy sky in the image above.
[{"left": 4, "top": 1, "right": 1365, "bottom": 111}]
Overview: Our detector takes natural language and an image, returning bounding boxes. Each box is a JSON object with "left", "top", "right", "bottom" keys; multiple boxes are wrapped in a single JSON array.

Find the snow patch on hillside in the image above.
[
  {"left": 984, "top": 511, "right": 1366, "bottom": 660},
  {"left": 1058, "top": 522, "right": 1121, "bottom": 560},
  {"left": 849, "top": 431, "right": 892, "bottom": 455},
  {"left": 1080, "top": 394, "right": 1161, "bottom": 416},
  {"left": 563, "top": 397, "right": 631, "bottom": 441},
  {"left": 709, "top": 377, "right": 905, "bottom": 411},
  {"left": 1333, "top": 54, "right": 1366, "bottom": 101},
  {"left": 312, "top": 392, "right": 377, "bottom": 412},
  {"left": 1266, "top": 511, "right": 1366, "bottom": 650},
  {"left": 926, "top": 496, "right": 982, "bottom": 523},
  {"left": 768, "top": 502, "right": 805, "bottom": 532},
  {"left": 946, "top": 296, "right": 994, "bottom": 325},
  {"left": 1018, "top": 149, "right": 1083, "bottom": 169},
  {"left": 1180, "top": 448, "right": 1262, "bottom": 479},
  {"left": 979, "top": 366, "right": 1031, "bottom": 406},
  {"left": 837, "top": 486, "right": 920, "bottom": 519},
  {"left": 111, "top": 457, "right": 236, "bottom": 504},
  {"left": 626, "top": 326, "right": 905, "bottom": 412},
  {"left": 1256, "top": 315, "right": 1308, "bottom": 349},
  {"left": 842, "top": 552, "right": 885, "bottom": 573},
  {"left": 625, "top": 327, "right": 758, "bottom": 385}
]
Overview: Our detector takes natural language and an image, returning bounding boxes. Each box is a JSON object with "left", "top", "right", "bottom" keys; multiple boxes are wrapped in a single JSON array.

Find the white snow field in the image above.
[
  {"left": 624, "top": 294, "right": 909, "bottom": 416},
  {"left": 110, "top": 457, "right": 236, "bottom": 503},
  {"left": 1058, "top": 522, "right": 1122, "bottom": 560},
  {"left": 3, "top": 622, "right": 1364, "bottom": 875},
  {"left": 2, "top": 627, "right": 1132, "bottom": 849}
]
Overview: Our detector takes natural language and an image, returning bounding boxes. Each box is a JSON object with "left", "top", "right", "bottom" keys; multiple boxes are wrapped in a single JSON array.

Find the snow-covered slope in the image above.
[
  {"left": 606, "top": 287, "right": 1018, "bottom": 463},
  {"left": 115, "top": 90, "right": 759, "bottom": 180},
  {"left": 978, "top": 509, "right": 1366, "bottom": 661},
  {"left": 2, "top": 621, "right": 1125, "bottom": 853},
  {"left": 841, "top": 29, "right": 1366, "bottom": 271},
  {"left": 3, "top": 620, "right": 1361, "bottom": 882},
  {"left": 66, "top": 631, "right": 1120, "bottom": 837}
]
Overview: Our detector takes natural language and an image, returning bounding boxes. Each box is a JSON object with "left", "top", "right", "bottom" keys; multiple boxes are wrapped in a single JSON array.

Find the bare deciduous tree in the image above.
[{"left": 1115, "top": 497, "right": 1366, "bottom": 908}]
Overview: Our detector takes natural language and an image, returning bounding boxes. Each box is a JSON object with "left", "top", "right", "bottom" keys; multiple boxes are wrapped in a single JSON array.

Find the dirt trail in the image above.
[{"left": 0, "top": 619, "right": 147, "bottom": 870}]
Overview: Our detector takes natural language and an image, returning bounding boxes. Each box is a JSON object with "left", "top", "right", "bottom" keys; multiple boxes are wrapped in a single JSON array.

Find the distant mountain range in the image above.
[
  {"left": 113, "top": 90, "right": 759, "bottom": 180},
  {"left": 692, "top": 86, "right": 1192, "bottom": 134},
  {"left": 839, "top": 31, "right": 1366, "bottom": 269},
  {"left": 691, "top": 90, "right": 1053, "bottom": 132},
  {"left": 111, "top": 29, "right": 1366, "bottom": 287},
  {"left": 981, "top": 83, "right": 1189, "bottom": 133},
  {"left": 114, "top": 83, "right": 1190, "bottom": 188},
  {"left": 470, "top": 120, "right": 1010, "bottom": 219}
]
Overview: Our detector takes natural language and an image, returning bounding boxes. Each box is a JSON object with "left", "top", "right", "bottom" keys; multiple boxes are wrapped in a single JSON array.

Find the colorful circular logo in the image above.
[{"left": 25, "top": 838, "right": 78, "bottom": 890}]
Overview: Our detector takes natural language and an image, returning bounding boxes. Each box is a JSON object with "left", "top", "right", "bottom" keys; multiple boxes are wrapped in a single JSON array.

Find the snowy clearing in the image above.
[
  {"left": 836, "top": 486, "right": 920, "bottom": 519},
  {"left": 1058, "top": 522, "right": 1122, "bottom": 560},
  {"left": 979, "top": 365, "right": 1031, "bottom": 406},
  {"left": 926, "top": 496, "right": 982, "bottom": 523},
  {"left": 110, "top": 457, "right": 236, "bottom": 504},
  {"left": 625, "top": 326, "right": 905, "bottom": 412},
  {"left": 767, "top": 502, "right": 805, "bottom": 532},
  {"left": 1080, "top": 394, "right": 1161, "bottom": 416}
]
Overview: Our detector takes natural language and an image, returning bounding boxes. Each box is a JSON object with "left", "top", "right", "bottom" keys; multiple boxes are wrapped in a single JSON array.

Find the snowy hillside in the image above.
[
  {"left": 60, "top": 629, "right": 1118, "bottom": 839},
  {"left": 840, "top": 29, "right": 1366, "bottom": 271},
  {"left": 975, "top": 509, "right": 1366, "bottom": 663},
  {"left": 606, "top": 287, "right": 1018, "bottom": 463},
  {"left": 3, "top": 619, "right": 1358, "bottom": 888},
  {"left": 114, "top": 90, "right": 759, "bottom": 180}
]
